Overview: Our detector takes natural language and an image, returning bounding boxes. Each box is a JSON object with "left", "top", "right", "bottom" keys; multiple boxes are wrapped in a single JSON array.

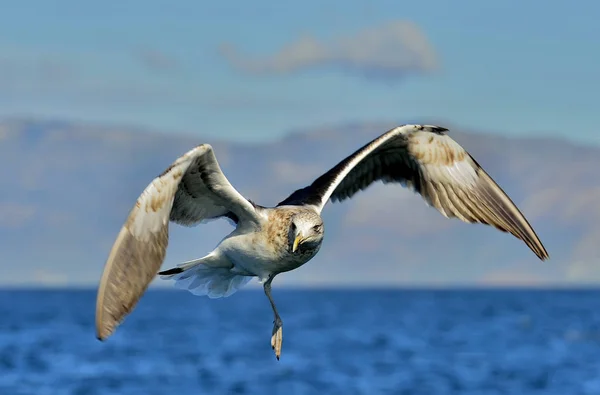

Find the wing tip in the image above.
[
  {"left": 94, "top": 226, "right": 128, "bottom": 343},
  {"left": 94, "top": 219, "right": 169, "bottom": 342},
  {"left": 95, "top": 295, "right": 119, "bottom": 342},
  {"left": 535, "top": 246, "right": 550, "bottom": 262},
  {"left": 94, "top": 307, "right": 117, "bottom": 342},
  {"left": 95, "top": 328, "right": 110, "bottom": 342},
  {"left": 472, "top": 167, "right": 551, "bottom": 264}
]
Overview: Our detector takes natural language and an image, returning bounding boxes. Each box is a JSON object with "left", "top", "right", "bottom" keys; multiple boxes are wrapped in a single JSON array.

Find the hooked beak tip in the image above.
[{"left": 292, "top": 235, "right": 303, "bottom": 253}]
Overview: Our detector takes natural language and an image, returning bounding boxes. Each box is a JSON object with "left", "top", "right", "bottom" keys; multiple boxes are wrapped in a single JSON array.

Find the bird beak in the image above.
[{"left": 292, "top": 234, "right": 305, "bottom": 253}]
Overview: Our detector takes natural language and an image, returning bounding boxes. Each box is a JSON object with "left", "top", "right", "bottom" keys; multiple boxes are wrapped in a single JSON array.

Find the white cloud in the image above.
[{"left": 220, "top": 20, "right": 438, "bottom": 81}]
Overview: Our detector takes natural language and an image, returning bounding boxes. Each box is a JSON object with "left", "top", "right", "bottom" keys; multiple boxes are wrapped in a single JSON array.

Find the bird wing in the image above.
[
  {"left": 277, "top": 124, "right": 549, "bottom": 261},
  {"left": 96, "top": 144, "right": 260, "bottom": 341}
]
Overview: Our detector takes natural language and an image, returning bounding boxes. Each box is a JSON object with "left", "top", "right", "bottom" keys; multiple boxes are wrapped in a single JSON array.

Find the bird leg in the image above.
[{"left": 263, "top": 275, "right": 283, "bottom": 360}]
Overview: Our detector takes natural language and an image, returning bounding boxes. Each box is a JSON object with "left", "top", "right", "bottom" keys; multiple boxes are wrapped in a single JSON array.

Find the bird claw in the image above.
[{"left": 271, "top": 323, "right": 283, "bottom": 360}]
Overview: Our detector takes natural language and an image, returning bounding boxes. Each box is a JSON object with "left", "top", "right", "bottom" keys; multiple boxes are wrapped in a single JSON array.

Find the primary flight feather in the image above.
[{"left": 95, "top": 124, "right": 548, "bottom": 359}]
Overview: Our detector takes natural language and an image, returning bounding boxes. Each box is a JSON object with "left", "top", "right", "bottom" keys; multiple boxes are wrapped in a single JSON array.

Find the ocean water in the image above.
[{"left": 1, "top": 288, "right": 600, "bottom": 395}]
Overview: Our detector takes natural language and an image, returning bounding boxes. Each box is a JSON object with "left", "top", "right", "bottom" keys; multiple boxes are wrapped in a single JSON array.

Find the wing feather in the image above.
[
  {"left": 277, "top": 124, "right": 548, "bottom": 261},
  {"left": 96, "top": 144, "right": 259, "bottom": 341}
]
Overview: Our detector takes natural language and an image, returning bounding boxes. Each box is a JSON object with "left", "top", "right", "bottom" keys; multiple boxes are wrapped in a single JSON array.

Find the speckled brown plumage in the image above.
[
  {"left": 96, "top": 213, "right": 169, "bottom": 341},
  {"left": 265, "top": 209, "right": 295, "bottom": 253}
]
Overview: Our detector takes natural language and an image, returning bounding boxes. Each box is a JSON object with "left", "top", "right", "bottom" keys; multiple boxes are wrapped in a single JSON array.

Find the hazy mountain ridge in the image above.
[{"left": 1, "top": 118, "right": 598, "bottom": 287}]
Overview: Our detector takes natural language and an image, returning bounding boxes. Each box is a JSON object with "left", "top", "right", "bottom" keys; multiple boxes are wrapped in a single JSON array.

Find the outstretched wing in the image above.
[
  {"left": 277, "top": 124, "right": 549, "bottom": 261},
  {"left": 96, "top": 144, "right": 260, "bottom": 341}
]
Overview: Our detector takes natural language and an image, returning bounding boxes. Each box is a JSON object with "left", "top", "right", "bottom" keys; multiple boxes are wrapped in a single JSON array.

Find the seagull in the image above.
[{"left": 95, "top": 124, "right": 549, "bottom": 359}]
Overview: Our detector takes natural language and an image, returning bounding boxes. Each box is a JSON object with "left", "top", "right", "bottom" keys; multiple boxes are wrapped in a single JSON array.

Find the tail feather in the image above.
[
  {"left": 158, "top": 256, "right": 204, "bottom": 276},
  {"left": 159, "top": 255, "right": 252, "bottom": 298},
  {"left": 158, "top": 267, "right": 183, "bottom": 276}
]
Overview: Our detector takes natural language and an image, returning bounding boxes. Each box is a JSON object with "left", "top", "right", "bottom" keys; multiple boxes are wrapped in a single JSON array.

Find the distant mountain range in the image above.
[{"left": 1, "top": 118, "right": 598, "bottom": 288}]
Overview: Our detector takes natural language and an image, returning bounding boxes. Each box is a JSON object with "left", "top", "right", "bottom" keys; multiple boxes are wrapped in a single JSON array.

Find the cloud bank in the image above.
[{"left": 220, "top": 21, "right": 438, "bottom": 81}]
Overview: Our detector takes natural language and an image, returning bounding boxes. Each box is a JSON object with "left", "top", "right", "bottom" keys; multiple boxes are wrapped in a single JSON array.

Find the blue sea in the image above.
[{"left": 2, "top": 288, "right": 600, "bottom": 395}]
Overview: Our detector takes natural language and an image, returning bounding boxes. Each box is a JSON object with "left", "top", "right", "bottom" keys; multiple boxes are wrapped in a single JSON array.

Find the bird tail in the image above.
[{"left": 158, "top": 253, "right": 252, "bottom": 298}]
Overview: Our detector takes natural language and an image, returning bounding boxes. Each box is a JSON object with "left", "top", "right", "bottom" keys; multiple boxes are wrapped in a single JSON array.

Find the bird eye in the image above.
[{"left": 313, "top": 224, "right": 322, "bottom": 232}]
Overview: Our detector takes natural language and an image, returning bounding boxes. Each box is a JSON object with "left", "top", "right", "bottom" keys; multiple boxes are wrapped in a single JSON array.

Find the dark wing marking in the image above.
[{"left": 277, "top": 124, "right": 549, "bottom": 261}]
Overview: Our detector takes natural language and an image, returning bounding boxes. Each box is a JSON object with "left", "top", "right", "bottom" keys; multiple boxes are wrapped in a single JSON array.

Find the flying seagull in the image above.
[{"left": 95, "top": 124, "right": 548, "bottom": 359}]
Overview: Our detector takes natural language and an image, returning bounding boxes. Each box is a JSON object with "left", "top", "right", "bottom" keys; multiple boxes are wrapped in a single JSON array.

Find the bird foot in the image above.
[{"left": 271, "top": 320, "right": 283, "bottom": 360}]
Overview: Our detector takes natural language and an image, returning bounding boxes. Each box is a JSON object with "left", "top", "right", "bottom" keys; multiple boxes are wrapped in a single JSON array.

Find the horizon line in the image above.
[{"left": 2, "top": 284, "right": 600, "bottom": 292}]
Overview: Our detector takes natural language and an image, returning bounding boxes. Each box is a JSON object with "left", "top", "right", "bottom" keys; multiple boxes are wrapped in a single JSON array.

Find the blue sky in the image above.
[
  {"left": 1, "top": 0, "right": 600, "bottom": 288},
  {"left": 0, "top": 0, "right": 598, "bottom": 144}
]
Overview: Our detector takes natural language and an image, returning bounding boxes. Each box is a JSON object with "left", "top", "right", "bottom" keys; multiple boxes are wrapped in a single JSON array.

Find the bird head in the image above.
[{"left": 289, "top": 212, "right": 324, "bottom": 253}]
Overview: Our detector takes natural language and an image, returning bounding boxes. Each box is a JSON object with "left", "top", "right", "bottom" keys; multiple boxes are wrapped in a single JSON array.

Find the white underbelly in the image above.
[{"left": 216, "top": 231, "right": 314, "bottom": 281}]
